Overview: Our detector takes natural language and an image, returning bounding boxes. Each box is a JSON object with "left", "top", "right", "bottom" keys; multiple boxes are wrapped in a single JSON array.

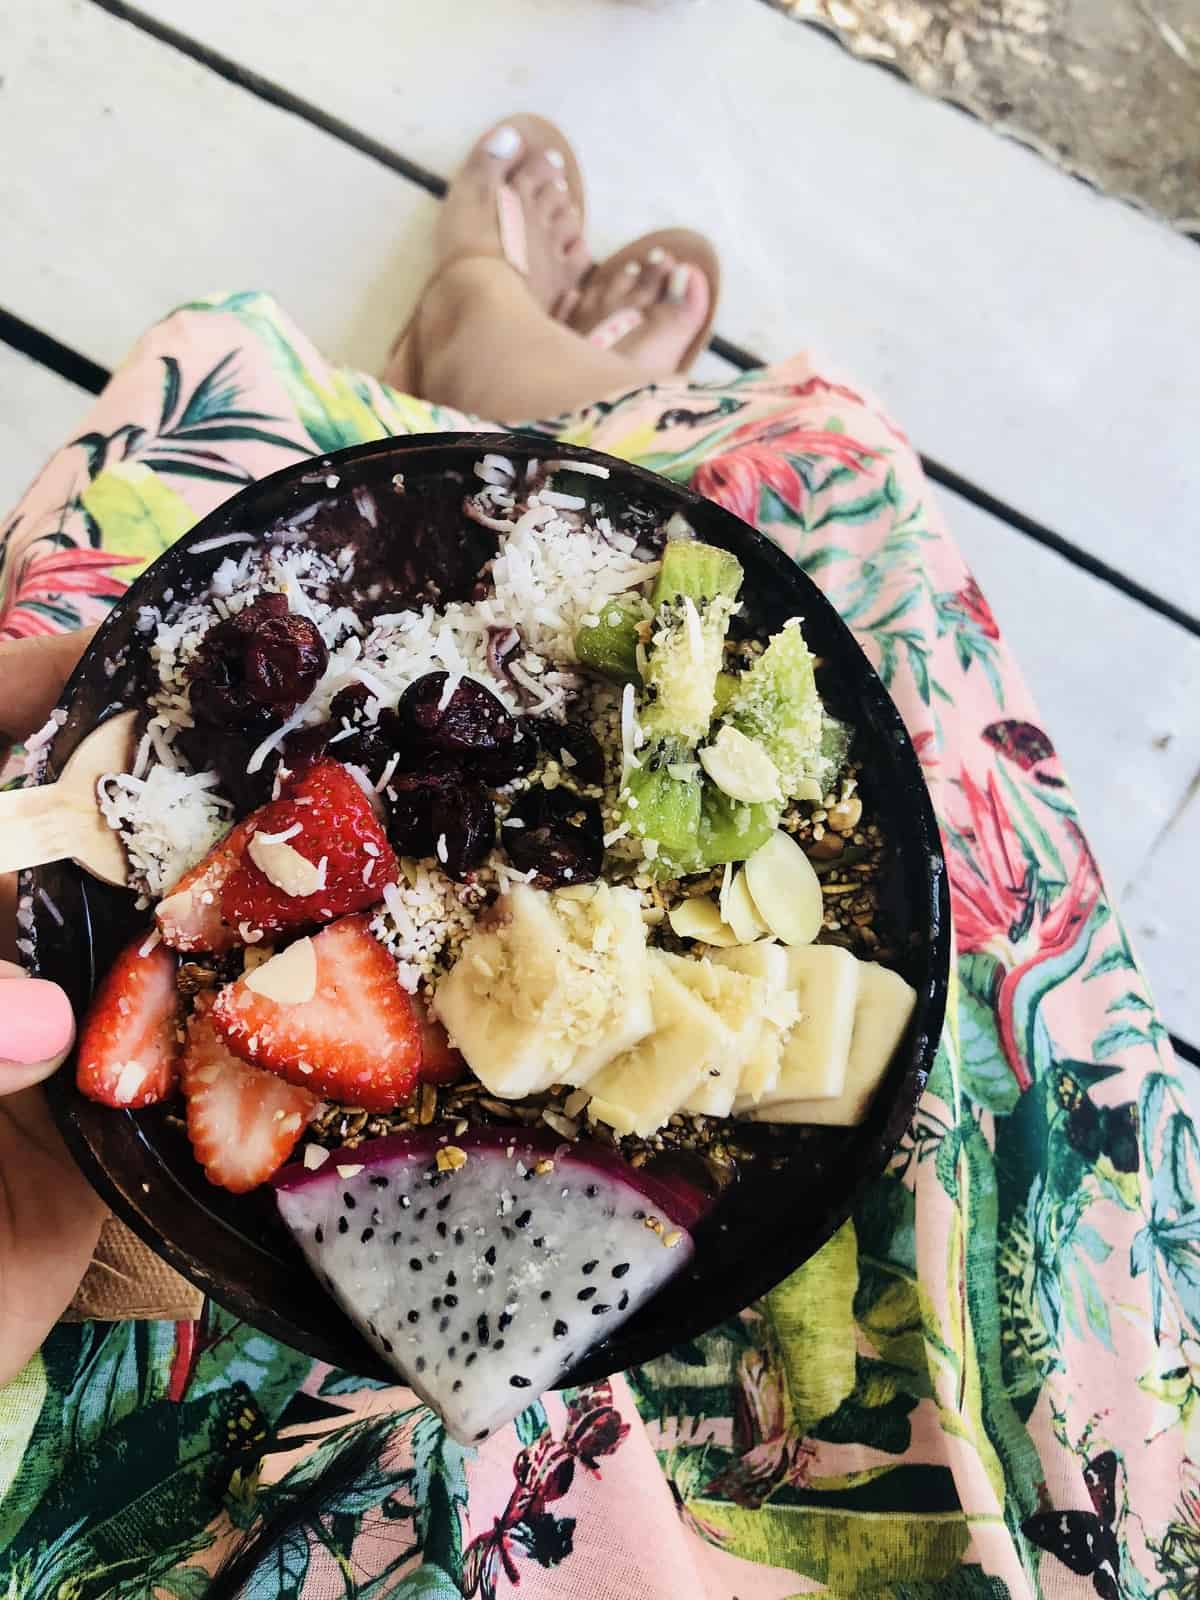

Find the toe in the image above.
[
  {"left": 631, "top": 251, "right": 674, "bottom": 310},
  {"left": 562, "top": 235, "right": 590, "bottom": 275},
  {"left": 512, "top": 149, "right": 565, "bottom": 202},
  {"left": 468, "top": 120, "right": 525, "bottom": 185}
]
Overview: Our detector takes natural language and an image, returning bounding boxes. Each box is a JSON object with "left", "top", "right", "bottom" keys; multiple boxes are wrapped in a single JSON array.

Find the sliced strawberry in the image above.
[
  {"left": 76, "top": 935, "right": 180, "bottom": 1108},
  {"left": 417, "top": 1006, "right": 466, "bottom": 1086},
  {"left": 212, "top": 914, "right": 420, "bottom": 1111},
  {"left": 156, "top": 816, "right": 258, "bottom": 953},
  {"left": 221, "top": 761, "right": 399, "bottom": 937},
  {"left": 181, "top": 998, "right": 317, "bottom": 1193}
]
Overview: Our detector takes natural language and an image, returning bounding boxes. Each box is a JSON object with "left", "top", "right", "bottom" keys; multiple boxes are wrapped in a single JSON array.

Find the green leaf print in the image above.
[
  {"left": 811, "top": 1359, "right": 919, "bottom": 1453},
  {"left": 158, "top": 355, "right": 183, "bottom": 430},
  {"left": 186, "top": 1308, "right": 311, "bottom": 1424},
  {"left": 1093, "top": 1022, "right": 1155, "bottom": 1059},
  {"left": 692, "top": 1499, "right": 969, "bottom": 1590},
  {"left": 197, "top": 292, "right": 389, "bottom": 453},
  {"left": 1085, "top": 943, "right": 1137, "bottom": 981},
  {"left": 80, "top": 461, "right": 196, "bottom": 577},
  {"left": 959, "top": 1123, "right": 1045, "bottom": 1532},
  {"left": 956, "top": 954, "right": 1019, "bottom": 1115},
  {"left": 763, "top": 1221, "right": 858, "bottom": 1432},
  {"left": 389, "top": 1565, "right": 466, "bottom": 1598},
  {"left": 235, "top": 1526, "right": 311, "bottom": 1600},
  {"left": 56, "top": 1321, "right": 176, "bottom": 1462},
  {"left": 4, "top": 1386, "right": 264, "bottom": 1597},
  {"left": 0, "top": 1353, "right": 47, "bottom": 1545},
  {"left": 318, "top": 1369, "right": 396, "bottom": 1396},
  {"left": 843, "top": 1566, "right": 1013, "bottom": 1600},
  {"left": 513, "top": 1402, "right": 549, "bottom": 1447}
]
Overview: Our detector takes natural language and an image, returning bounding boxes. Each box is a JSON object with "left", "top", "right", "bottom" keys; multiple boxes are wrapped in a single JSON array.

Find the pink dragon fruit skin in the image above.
[{"left": 275, "top": 1127, "right": 702, "bottom": 1443}]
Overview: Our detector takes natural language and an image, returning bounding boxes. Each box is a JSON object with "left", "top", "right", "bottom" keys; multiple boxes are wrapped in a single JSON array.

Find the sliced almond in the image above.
[
  {"left": 667, "top": 896, "right": 740, "bottom": 947},
  {"left": 698, "top": 725, "right": 782, "bottom": 804},
  {"left": 248, "top": 833, "right": 325, "bottom": 898},
  {"left": 725, "top": 868, "right": 771, "bottom": 944},
  {"left": 743, "top": 830, "right": 823, "bottom": 946},
  {"left": 243, "top": 936, "right": 317, "bottom": 1005}
]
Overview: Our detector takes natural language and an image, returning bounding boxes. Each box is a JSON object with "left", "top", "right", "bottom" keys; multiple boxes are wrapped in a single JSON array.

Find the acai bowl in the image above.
[{"left": 21, "top": 433, "right": 948, "bottom": 1444}]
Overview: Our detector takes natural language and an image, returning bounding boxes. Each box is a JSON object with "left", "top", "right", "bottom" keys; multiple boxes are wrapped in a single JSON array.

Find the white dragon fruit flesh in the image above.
[{"left": 274, "top": 1127, "right": 704, "bottom": 1443}]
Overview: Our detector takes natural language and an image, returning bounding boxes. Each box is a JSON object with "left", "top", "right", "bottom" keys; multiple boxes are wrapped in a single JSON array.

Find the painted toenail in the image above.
[
  {"left": 485, "top": 124, "right": 522, "bottom": 158},
  {"left": 623, "top": 260, "right": 641, "bottom": 276},
  {"left": 647, "top": 246, "right": 666, "bottom": 264},
  {"left": 667, "top": 264, "right": 691, "bottom": 303},
  {"left": 545, "top": 148, "right": 566, "bottom": 169}
]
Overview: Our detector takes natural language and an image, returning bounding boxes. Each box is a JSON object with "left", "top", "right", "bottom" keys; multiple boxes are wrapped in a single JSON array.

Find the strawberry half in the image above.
[
  {"left": 417, "top": 1007, "right": 466, "bottom": 1087},
  {"left": 182, "top": 997, "right": 316, "bottom": 1193},
  {"left": 156, "top": 816, "right": 257, "bottom": 953},
  {"left": 76, "top": 934, "right": 180, "bottom": 1108},
  {"left": 221, "top": 761, "right": 399, "bottom": 937},
  {"left": 211, "top": 915, "right": 421, "bottom": 1111}
]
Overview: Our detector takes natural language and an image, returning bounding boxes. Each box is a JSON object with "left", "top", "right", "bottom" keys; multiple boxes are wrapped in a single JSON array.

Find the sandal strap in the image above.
[
  {"left": 496, "top": 184, "right": 529, "bottom": 276},
  {"left": 588, "top": 307, "right": 644, "bottom": 351}
]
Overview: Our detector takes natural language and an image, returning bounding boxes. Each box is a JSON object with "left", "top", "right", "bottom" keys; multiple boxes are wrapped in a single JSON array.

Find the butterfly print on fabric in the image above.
[{"left": 1022, "top": 1451, "right": 1121, "bottom": 1599}]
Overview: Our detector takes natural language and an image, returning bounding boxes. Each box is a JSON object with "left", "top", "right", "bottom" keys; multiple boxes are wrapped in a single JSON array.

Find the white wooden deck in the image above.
[{"left": 3, "top": 0, "right": 1198, "bottom": 1051}]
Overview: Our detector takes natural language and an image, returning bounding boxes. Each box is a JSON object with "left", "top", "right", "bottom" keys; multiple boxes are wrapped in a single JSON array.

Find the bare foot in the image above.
[
  {"left": 387, "top": 118, "right": 590, "bottom": 391},
  {"left": 567, "top": 244, "right": 711, "bottom": 377}
]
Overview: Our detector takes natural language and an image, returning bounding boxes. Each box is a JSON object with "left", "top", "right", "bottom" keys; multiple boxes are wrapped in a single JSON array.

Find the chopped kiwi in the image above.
[
  {"left": 725, "top": 619, "right": 842, "bottom": 800},
  {"left": 652, "top": 539, "right": 743, "bottom": 608},
  {"left": 622, "top": 544, "right": 744, "bottom": 860},
  {"left": 575, "top": 594, "right": 644, "bottom": 684}
]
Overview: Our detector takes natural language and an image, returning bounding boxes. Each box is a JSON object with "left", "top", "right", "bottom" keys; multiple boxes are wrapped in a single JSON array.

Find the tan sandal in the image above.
[
  {"left": 579, "top": 228, "right": 721, "bottom": 375},
  {"left": 388, "top": 113, "right": 587, "bottom": 392}
]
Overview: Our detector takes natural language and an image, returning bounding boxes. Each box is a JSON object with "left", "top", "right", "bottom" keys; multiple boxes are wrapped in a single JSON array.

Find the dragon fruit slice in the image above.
[{"left": 274, "top": 1127, "right": 703, "bottom": 1443}]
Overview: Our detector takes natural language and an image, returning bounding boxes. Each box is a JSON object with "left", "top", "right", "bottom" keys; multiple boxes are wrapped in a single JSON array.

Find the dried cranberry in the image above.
[
  {"left": 431, "top": 780, "right": 494, "bottom": 880},
  {"left": 505, "top": 784, "right": 603, "bottom": 889},
  {"left": 383, "top": 761, "right": 463, "bottom": 859},
  {"left": 544, "top": 720, "right": 606, "bottom": 787},
  {"left": 396, "top": 672, "right": 515, "bottom": 756},
  {"left": 188, "top": 595, "right": 325, "bottom": 729},
  {"left": 470, "top": 718, "right": 539, "bottom": 783},
  {"left": 282, "top": 722, "right": 332, "bottom": 776},
  {"left": 507, "top": 826, "right": 602, "bottom": 889},
  {"left": 244, "top": 612, "right": 328, "bottom": 707},
  {"left": 174, "top": 725, "right": 276, "bottom": 815},
  {"left": 328, "top": 683, "right": 374, "bottom": 726},
  {"left": 188, "top": 652, "right": 264, "bottom": 730}
]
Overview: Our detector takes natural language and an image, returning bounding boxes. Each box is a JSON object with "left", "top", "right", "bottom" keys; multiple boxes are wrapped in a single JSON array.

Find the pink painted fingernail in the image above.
[{"left": 0, "top": 977, "right": 74, "bottom": 1066}]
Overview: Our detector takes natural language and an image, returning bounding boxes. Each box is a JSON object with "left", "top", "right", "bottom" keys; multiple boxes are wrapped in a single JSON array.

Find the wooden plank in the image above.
[
  {"left": 134, "top": 0, "right": 1200, "bottom": 612},
  {"left": 1, "top": 0, "right": 439, "bottom": 377},
  {"left": 946, "top": 489, "right": 1200, "bottom": 1037},
  {"left": 0, "top": 346, "right": 92, "bottom": 515}
]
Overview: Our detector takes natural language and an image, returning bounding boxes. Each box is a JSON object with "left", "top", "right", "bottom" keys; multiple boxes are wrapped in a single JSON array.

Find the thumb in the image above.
[
  {"left": 0, "top": 961, "right": 76, "bottom": 1092},
  {"left": 0, "top": 627, "right": 96, "bottom": 744}
]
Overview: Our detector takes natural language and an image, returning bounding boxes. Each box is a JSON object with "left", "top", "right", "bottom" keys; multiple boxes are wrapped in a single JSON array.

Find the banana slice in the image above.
[
  {"left": 742, "top": 830, "right": 823, "bottom": 946},
  {"left": 753, "top": 962, "right": 916, "bottom": 1125},
  {"left": 667, "top": 952, "right": 767, "bottom": 1117},
  {"left": 587, "top": 951, "right": 732, "bottom": 1137},
  {"left": 711, "top": 942, "right": 798, "bottom": 1103},
  {"left": 565, "top": 885, "right": 656, "bottom": 1083},
  {"left": 434, "top": 882, "right": 652, "bottom": 1098},
  {"left": 745, "top": 943, "right": 860, "bottom": 1108}
]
